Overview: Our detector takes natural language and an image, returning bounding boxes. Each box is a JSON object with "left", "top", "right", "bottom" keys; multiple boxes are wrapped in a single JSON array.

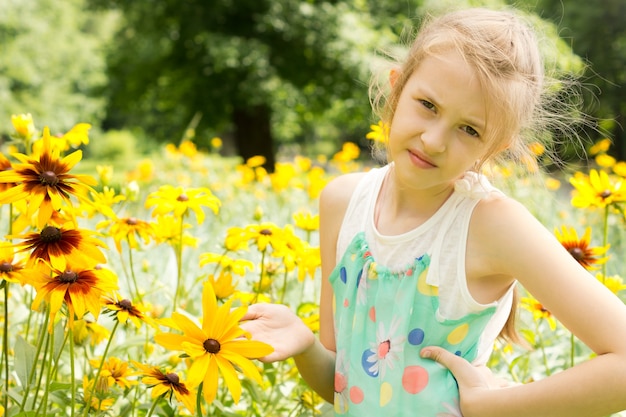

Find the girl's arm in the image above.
[
  {"left": 424, "top": 197, "right": 626, "bottom": 417},
  {"left": 241, "top": 173, "right": 364, "bottom": 403}
]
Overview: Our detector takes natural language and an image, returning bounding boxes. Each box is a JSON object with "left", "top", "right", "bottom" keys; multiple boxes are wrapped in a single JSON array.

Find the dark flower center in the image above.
[
  {"left": 40, "top": 170, "right": 59, "bottom": 186},
  {"left": 260, "top": 229, "right": 272, "bottom": 236},
  {"left": 126, "top": 217, "right": 138, "bottom": 225},
  {"left": 0, "top": 262, "right": 13, "bottom": 272},
  {"left": 203, "top": 338, "right": 221, "bottom": 354},
  {"left": 119, "top": 299, "right": 133, "bottom": 310},
  {"left": 165, "top": 372, "right": 180, "bottom": 385},
  {"left": 59, "top": 270, "right": 78, "bottom": 283},
  {"left": 177, "top": 194, "right": 189, "bottom": 202},
  {"left": 600, "top": 189, "right": 612, "bottom": 199},
  {"left": 568, "top": 247, "right": 585, "bottom": 262},
  {"left": 40, "top": 226, "right": 62, "bottom": 243}
]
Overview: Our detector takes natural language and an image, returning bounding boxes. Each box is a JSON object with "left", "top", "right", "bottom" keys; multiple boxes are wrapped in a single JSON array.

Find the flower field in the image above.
[{"left": 0, "top": 114, "right": 625, "bottom": 417}]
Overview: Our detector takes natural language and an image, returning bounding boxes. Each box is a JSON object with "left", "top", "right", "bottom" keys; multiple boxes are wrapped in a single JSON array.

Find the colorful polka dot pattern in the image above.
[{"left": 330, "top": 232, "right": 496, "bottom": 416}]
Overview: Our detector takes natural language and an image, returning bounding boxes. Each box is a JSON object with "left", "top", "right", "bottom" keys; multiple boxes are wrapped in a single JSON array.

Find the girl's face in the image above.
[{"left": 388, "top": 50, "right": 495, "bottom": 194}]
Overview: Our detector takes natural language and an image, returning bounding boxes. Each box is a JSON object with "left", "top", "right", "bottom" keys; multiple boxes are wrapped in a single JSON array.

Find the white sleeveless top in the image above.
[{"left": 336, "top": 164, "right": 515, "bottom": 365}]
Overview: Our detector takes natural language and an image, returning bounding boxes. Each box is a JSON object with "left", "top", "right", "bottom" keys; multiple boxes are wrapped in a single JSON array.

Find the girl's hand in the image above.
[
  {"left": 240, "top": 303, "right": 316, "bottom": 363},
  {"left": 421, "top": 346, "right": 512, "bottom": 415}
]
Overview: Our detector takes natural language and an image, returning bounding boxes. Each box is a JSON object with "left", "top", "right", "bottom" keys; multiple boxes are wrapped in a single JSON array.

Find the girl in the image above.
[{"left": 241, "top": 7, "right": 626, "bottom": 417}]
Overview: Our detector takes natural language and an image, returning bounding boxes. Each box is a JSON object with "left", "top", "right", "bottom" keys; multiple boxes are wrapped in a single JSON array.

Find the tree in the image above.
[
  {"left": 528, "top": 0, "right": 626, "bottom": 160},
  {"left": 0, "top": 0, "right": 115, "bottom": 136},
  {"left": 88, "top": 0, "right": 381, "bottom": 170}
]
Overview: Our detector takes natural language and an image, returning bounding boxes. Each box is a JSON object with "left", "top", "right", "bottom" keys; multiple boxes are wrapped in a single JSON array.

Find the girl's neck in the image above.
[{"left": 374, "top": 166, "right": 455, "bottom": 235}]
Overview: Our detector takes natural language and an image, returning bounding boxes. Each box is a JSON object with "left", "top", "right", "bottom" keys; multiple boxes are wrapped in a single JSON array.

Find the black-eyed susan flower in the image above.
[
  {"left": 145, "top": 185, "right": 220, "bottom": 225},
  {"left": 206, "top": 272, "right": 238, "bottom": 301},
  {"left": 0, "top": 153, "right": 15, "bottom": 193},
  {"left": 83, "top": 186, "right": 126, "bottom": 219},
  {"left": 154, "top": 281, "right": 273, "bottom": 404},
  {"left": 569, "top": 169, "right": 626, "bottom": 209},
  {"left": 96, "top": 215, "right": 155, "bottom": 253},
  {"left": 11, "top": 224, "right": 107, "bottom": 272},
  {"left": 0, "top": 127, "right": 97, "bottom": 228},
  {"left": 521, "top": 296, "right": 556, "bottom": 331},
  {"left": 132, "top": 361, "right": 196, "bottom": 414},
  {"left": 151, "top": 215, "right": 198, "bottom": 248},
  {"left": 554, "top": 226, "right": 609, "bottom": 270},
  {"left": 199, "top": 252, "right": 254, "bottom": 277},
  {"left": 244, "top": 222, "right": 286, "bottom": 253},
  {"left": 30, "top": 261, "right": 119, "bottom": 327},
  {"left": 103, "top": 293, "right": 155, "bottom": 329},
  {"left": 0, "top": 241, "right": 32, "bottom": 285}
]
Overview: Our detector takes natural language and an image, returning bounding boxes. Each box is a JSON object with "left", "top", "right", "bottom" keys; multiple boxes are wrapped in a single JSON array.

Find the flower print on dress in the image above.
[
  {"left": 362, "top": 316, "right": 405, "bottom": 379},
  {"left": 356, "top": 261, "right": 371, "bottom": 305},
  {"left": 334, "top": 349, "right": 350, "bottom": 414},
  {"left": 437, "top": 398, "right": 463, "bottom": 417}
]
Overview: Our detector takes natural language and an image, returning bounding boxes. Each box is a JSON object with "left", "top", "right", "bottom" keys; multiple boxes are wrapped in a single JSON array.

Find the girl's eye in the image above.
[
  {"left": 418, "top": 99, "right": 435, "bottom": 111},
  {"left": 462, "top": 125, "right": 480, "bottom": 138}
]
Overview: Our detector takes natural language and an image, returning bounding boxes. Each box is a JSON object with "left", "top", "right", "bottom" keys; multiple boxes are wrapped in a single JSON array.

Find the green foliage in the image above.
[
  {"left": 0, "top": 0, "right": 118, "bottom": 135},
  {"left": 86, "top": 129, "right": 138, "bottom": 161}
]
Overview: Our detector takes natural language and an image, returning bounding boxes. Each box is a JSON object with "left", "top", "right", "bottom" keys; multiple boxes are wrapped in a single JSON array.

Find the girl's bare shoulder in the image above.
[{"left": 319, "top": 172, "right": 367, "bottom": 212}]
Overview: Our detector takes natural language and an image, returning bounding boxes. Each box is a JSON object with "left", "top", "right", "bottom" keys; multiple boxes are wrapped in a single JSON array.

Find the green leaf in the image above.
[{"left": 14, "top": 335, "right": 36, "bottom": 387}]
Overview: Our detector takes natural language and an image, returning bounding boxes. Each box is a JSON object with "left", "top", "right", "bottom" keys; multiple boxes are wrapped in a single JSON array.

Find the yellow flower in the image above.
[
  {"left": 72, "top": 319, "right": 111, "bottom": 347},
  {"left": 82, "top": 376, "right": 115, "bottom": 411},
  {"left": 0, "top": 241, "right": 32, "bottom": 285},
  {"left": 11, "top": 113, "right": 36, "bottom": 139},
  {"left": 246, "top": 155, "right": 266, "bottom": 168},
  {"left": 96, "top": 215, "right": 155, "bottom": 253},
  {"left": 595, "top": 153, "right": 616, "bottom": 168},
  {"left": 0, "top": 127, "right": 97, "bottom": 228},
  {"left": 595, "top": 273, "right": 626, "bottom": 295},
  {"left": 365, "top": 121, "right": 389, "bottom": 144},
  {"left": 554, "top": 226, "right": 609, "bottom": 270},
  {"left": 207, "top": 272, "right": 238, "bottom": 300},
  {"left": 199, "top": 252, "right": 253, "bottom": 277},
  {"left": 61, "top": 123, "right": 91, "bottom": 148},
  {"left": 96, "top": 165, "right": 114, "bottom": 186},
  {"left": 30, "top": 261, "right": 119, "bottom": 327},
  {"left": 270, "top": 162, "right": 297, "bottom": 192},
  {"left": 89, "top": 357, "right": 138, "bottom": 389},
  {"left": 544, "top": 177, "right": 561, "bottom": 191},
  {"left": 332, "top": 142, "right": 360, "bottom": 163},
  {"left": 210, "top": 137, "right": 223, "bottom": 150},
  {"left": 245, "top": 222, "right": 286, "bottom": 253},
  {"left": 0, "top": 153, "right": 15, "bottom": 193},
  {"left": 103, "top": 293, "right": 155, "bottom": 328},
  {"left": 306, "top": 166, "right": 329, "bottom": 200},
  {"left": 145, "top": 185, "right": 220, "bottom": 225},
  {"left": 589, "top": 138, "right": 612, "bottom": 155},
  {"left": 521, "top": 296, "right": 556, "bottom": 330},
  {"left": 84, "top": 186, "right": 126, "bottom": 218},
  {"left": 132, "top": 361, "right": 196, "bottom": 414},
  {"left": 154, "top": 281, "right": 273, "bottom": 404},
  {"left": 152, "top": 215, "right": 198, "bottom": 248},
  {"left": 293, "top": 211, "right": 320, "bottom": 233},
  {"left": 11, "top": 224, "right": 107, "bottom": 272},
  {"left": 569, "top": 169, "right": 626, "bottom": 209},
  {"left": 613, "top": 161, "right": 626, "bottom": 178},
  {"left": 528, "top": 141, "right": 545, "bottom": 156}
]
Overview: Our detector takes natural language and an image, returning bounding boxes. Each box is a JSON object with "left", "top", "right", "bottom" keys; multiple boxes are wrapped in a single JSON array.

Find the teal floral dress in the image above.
[{"left": 330, "top": 232, "right": 496, "bottom": 416}]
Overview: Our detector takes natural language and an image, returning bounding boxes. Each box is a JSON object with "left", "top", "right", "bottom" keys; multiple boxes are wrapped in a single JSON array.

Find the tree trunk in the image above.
[{"left": 232, "top": 104, "right": 276, "bottom": 173}]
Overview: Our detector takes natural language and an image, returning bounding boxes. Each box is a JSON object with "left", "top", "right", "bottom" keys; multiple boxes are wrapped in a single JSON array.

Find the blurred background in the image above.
[{"left": 1, "top": 0, "right": 624, "bottom": 171}]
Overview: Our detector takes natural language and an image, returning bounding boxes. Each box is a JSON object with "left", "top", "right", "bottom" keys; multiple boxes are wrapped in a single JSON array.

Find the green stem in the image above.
[
  {"left": 601, "top": 205, "right": 609, "bottom": 284},
  {"left": 534, "top": 319, "right": 552, "bottom": 376},
  {"left": 82, "top": 320, "right": 119, "bottom": 417},
  {"left": 2, "top": 283, "right": 9, "bottom": 413},
  {"left": 173, "top": 216, "right": 185, "bottom": 311},
  {"left": 37, "top": 318, "right": 56, "bottom": 417},
  {"left": 145, "top": 395, "right": 160, "bottom": 417},
  {"left": 279, "top": 269, "right": 289, "bottom": 304},
  {"left": 253, "top": 250, "right": 267, "bottom": 303},
  {"left": 69, "top": 326, "right": 76, "bottom": 417},
  {"left": 126, "top": 239, "right": 142, "bottom": 302},
  {"left": 196, "top": 382, "right": 203, "bottom": 417},
  {"left": 569, "top": 332, "right": 575, "bottom": 369},
  {"left": 19, "top": 310, "right": 49, "bottom": 412}
]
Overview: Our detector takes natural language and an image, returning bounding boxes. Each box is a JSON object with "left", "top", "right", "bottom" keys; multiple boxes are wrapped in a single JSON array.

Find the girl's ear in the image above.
[{"left": 389, "top": 68, "right": 401, "bottom": 88}]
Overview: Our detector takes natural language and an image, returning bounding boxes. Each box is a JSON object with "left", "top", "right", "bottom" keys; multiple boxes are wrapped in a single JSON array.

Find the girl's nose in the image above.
[{"left": 420, "top": 123, "right": 447, "bottom": 154}]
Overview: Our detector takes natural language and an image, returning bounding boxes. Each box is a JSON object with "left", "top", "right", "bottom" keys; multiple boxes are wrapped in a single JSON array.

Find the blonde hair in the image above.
[
  {"left": 369, "top": 8, "right": 587, "bottom": 344},
  {"left": 370, "top": 7, "right": 584, "bottom": 171}
]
